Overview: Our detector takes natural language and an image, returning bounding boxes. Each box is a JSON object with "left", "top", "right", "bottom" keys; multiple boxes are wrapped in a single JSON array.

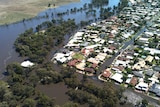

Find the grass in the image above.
[
  {"left": 0, "top": 12, "right": 34, "bottom": 25},
  {"left": 0, "top": 0, "right": 80, "bottom": 25},
  {"left": 72, "top": 53, "right": 84, "bottom": 60}
]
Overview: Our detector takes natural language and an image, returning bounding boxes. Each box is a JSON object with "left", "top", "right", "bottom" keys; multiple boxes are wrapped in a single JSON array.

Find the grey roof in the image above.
[
  {"left": 145, "top": 70, "right": 154, "bottom": 76},
  {"left": 153, "top": 66, "right": 160, "bottom": 72},
  {"left": 133, "top": 71, "right": 144, "bottom": 78},
  {"left": 149, "top": 83, "right": 160, "bottom": 97}
]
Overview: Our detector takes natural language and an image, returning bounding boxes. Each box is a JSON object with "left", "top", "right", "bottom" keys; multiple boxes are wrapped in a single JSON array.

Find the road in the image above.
[
  {"left": 97, "top": 25, "right": 146, "bottom": 75},
  {"left": 93, "top": 9, "right": 160, "bottom": 106}
]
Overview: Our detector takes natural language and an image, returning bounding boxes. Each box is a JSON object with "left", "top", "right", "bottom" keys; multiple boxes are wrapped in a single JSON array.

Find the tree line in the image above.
[{"left": 14, "top": 19, "right": 77, "bottom": 63}]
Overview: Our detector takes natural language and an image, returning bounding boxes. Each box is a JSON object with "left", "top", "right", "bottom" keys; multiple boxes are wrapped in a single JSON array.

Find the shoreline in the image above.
[{"left": 0, "top": 0, "right": 80, "bottom": 26}]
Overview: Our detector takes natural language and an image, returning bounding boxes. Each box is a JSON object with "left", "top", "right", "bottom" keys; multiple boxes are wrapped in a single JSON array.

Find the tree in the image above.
[
  {"left": 36, "top": 94, "right": 54, "bottom": 107},
  {"left": 61, "top": 102, "right": 79, "bottom": 107},
  {"left": 23, "top": 98, "right": 35, "bottom": 107},
  {"left": 141, "top": 99, "right": 148, "bottom": 107},
  {"left": 0, "top": 81, "right": 12, "bottom": 102},
  {"left": 29, "top": 74, "right": 39, "bottom": 87},
  {"left": 6, "top": 63, "right": 24, "bottom": 76}
]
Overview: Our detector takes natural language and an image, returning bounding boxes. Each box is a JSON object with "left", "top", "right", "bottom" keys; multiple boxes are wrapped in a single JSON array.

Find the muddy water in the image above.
[
  {"left": 37, "top": 83, "right": 69, "bottom": 105},
  {"left": 0, "top": 0, "right": 120, "bottom": 76}
]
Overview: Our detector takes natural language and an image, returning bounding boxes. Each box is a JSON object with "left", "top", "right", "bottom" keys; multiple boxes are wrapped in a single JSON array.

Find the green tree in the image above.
[
  {"left": 61, "top": 102, "right": 79, "bottom": 107},
  {"left": 23, "top": 98, "right": 35, "bottom": 107},
  {"left": 36, "top": 94, "right": 54, "bottom": 107},
  {"left": 141, "top": 99, "right": 148, "bottom": 107}
]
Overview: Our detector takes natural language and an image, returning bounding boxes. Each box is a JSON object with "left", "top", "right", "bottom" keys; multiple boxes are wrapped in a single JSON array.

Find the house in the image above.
[
  {"left": 145, "top": 69, "right": 154, "bottom": 77},
  {"left": 149, "top": 83, "right": 160, "bottom": 97},
  {"left": 126, "top": 74, "right": 134, "bottom": 84},
  {"left": 87, "top": 58, "right": 100, "bottom": 65},
  {"left": 111, "top": 73, "right": 123, "bottom": 83},
  {"left": 132, "top": 60, "right": 146, "bottom": 70},
  {"left": 153, "top": 66, "right": 160, "bottom": 72},
  {"left": 81, "top": 48, "right": 94, "bottom": 56},
  {"left": 129, "top": 77, "right": 138, "bottom": 86},
  {"left": 135, "top": 82, "right": 149, "bottom": 91},
  {"left": 21, "top": 60, "right": 34, "bottom": 67},
  {"left": 114, "top": 60, "right": 129, "bottom": 67},
  {"left": 108, "top": 45, "right": 116, "bottom": 51},
  {"left": 76, "top": 61, "right": 86, "bottom": 71},
  {"left": 112, "top": 66, "right": 124, "bottom": 73},
  {"left": 84, "top": 67, "right": 95, "bottom": 74},
  {"left": 144, "top": 47, "right": 160, "bottom": 55},
  {"left": 138, "top": 37, "right": 149, "bottom": 43},
  {"left": 53, "top": 53, "right": 67, "bottom": 63},
  {"left": 108, "top": 40, "right": 115, "bottom": 44},
  {"left": 68, "top": 59, "right": 81, "bottom": 67},
  {"left": 102, "top": 70, "right": 112, "bottom": 78},
  {"left": 91, "top": 63, "right": 98, "bottom": 68},
  {"left": 95, "top": 53, "right": 107, "bottom": 61},
  {"left": 145, "top": 55, "right": 154, "bottom": 62},
  {"left": 123, "top": 33, "right": 131, "bottom": 38},
  {"left": 132, "top": 71, "right": 144, "bottom": 78}
]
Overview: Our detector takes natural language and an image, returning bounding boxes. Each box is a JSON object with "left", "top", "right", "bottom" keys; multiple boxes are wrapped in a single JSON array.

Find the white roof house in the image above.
[
  {"left": 53, "top": 53, "right": 68, "bottom": 63},
  {"left": 135, "top": 82, "right": 148, "bottom": 91},
  {"left": 74, "top": 31, "right": 84, "bottom": 37},
  {"left": 96, "top": 53, "right": 106, "bottom": 61},
  {"left": 139, "top": 37, "right": 149, "bottom": 43},
  {"left": 144, "top": 47, "right": 160, "bottom": 55},
  {"left": 123, "top": 33, "right": 131, "bottom": 38},
  {"left": 114, "top": 60, "right": 129, "bottom": 67},
  {"left": 21, "top": 61, "right": 34, "bottom": 67},
  {"left": 126, "top": 74, "right": 134, "bottom": 84},
  {"left": 111, "top": 73, "right": 123, "bottom": 83}
]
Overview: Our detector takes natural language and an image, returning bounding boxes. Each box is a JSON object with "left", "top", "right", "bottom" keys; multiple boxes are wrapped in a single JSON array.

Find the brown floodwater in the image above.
[
  {"left": 37, "top": 81, "right": 88, "bottom": 107},
  {"left": 37, "top": 82, "right": 69, "bottom": 105}
]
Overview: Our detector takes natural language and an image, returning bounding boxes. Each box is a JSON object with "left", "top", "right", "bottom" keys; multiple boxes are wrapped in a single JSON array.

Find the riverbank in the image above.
[{"left": 0, "top": 0, "right": 80, "bottom": 25}]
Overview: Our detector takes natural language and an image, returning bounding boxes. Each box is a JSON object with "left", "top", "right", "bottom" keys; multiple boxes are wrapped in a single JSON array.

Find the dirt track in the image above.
[{"left": 0, "top": 0, "right": 79, "bottom": 25}]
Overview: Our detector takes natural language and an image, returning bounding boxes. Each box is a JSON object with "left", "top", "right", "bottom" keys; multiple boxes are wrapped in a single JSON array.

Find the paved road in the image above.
[
  {"left": 93, "top": 9, "right": 160, "bottom": 106},
  {"left": 97, "top": 25, "right": 146, "bottom": 75}
]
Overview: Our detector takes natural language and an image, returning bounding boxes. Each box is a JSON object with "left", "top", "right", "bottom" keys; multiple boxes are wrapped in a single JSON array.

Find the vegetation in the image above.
[
  {"left": 5, "top": 60, "right": 125, "bottom": 107},
  {"left": 3, "top": 0, "right": 132, "bottom": 106},
  {"left": 14, "top": 19, "right": 77, "bottom": 63},
  {"left": 100, "top": 0, "right": 129, "bottom": 19},
  {"left": 72, "top": 53, "right": 84, "bottom": 60},
  {"left": 66, "top": 81, "right": 125, "bottom": 107}
]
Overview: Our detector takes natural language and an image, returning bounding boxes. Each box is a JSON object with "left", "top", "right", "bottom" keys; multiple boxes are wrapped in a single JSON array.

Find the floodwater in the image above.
[
  {"left": 0, "top": 0, "right": 120, "bottom": 105},
  {"left": 37, "top": 83, "right": 70, "bottom": 105},
  {"left": 0, "top": 0, "right": 120, "bottom": 76}
]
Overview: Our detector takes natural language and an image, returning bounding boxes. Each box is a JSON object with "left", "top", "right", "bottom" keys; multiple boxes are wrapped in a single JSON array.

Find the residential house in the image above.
[
  {"left": 111, "top": 73, "right": 123, "bottom": 83},
  {"left": 149, "top": 83, "right": 160, "bottom": 97},
  {"left": 101, "top": 70, "right": 112, "bottom": 79},
  {"left": 126, "top": 74, "right": 134, "bottom": 84},
  {"left": 130, "top": 77, "right": 138, "bottom": 86},
  {"left": 21, "top": 60, "right": 34, "bottom": 68},
  {"left": 135, "top": 82, "right": 149, "bottom": 91},
  {"left": 68, "top": 59, "right": 81, "bottom": 67},
  {"left": 76, "top": 61, "right": 86, "bottom": 71},
  {"left": 133, "top": 71, "right": 144, "bottom": 78},
  {"left": 84, "top": 67, "right": 95, "bottom": 74}
]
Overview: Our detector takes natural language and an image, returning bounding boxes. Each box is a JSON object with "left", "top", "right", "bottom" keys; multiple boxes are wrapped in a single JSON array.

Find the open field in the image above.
[{"left": 0, "top": 0, "right": 79, "bottom": 25}]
